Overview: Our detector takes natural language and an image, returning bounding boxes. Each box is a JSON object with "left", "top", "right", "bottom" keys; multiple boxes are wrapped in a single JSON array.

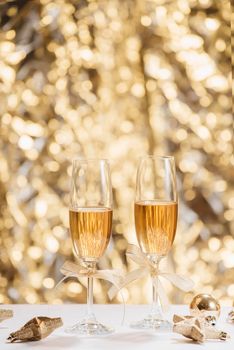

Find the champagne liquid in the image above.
[
  {"left": 134, "top": 201, "right": 178, "bottom": 256},
  {"left": 69, "top": 207, "right": 112, "bottom": 260}
]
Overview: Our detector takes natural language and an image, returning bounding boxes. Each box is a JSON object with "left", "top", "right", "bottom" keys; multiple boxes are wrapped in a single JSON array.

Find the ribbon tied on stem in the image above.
[
  {"left": 59, "top": 260, "right": 124, "bottom": 298},
  {"left": 109, "top": 244, "right": 194, "bottom": 311}
]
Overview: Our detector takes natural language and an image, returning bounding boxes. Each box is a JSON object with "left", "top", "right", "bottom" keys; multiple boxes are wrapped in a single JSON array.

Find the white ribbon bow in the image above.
[
  {"left": 59, "top": 260, "right": 124, "bottom": 300},
  {"left": 109, "top": 244, "right": 194, "bottom": 311}
]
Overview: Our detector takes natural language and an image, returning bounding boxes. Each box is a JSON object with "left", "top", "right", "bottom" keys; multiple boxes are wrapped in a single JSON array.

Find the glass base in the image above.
[
  {"left": 65, "top": 315, "right": 114, "bottom": 336},
  {"left": 130, "top": 314, "right": 172, "bottom": 332}
]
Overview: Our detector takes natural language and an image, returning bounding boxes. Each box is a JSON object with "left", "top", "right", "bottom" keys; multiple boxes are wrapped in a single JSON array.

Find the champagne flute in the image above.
[
  {"left": 68, "top": 158, "right": 113, "bottom": 336},
  {"left": 132, "top": 155, "right": 178, "bottom": 330}
]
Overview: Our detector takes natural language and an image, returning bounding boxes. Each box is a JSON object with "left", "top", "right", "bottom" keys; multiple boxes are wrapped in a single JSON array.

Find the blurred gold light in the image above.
[
  {"left": 35, "top": 199, "right": 48, "bottom": 218},
  {"left": 44, "top": 235, "right": 59, "bottom": 253},
  {"left": 18, "top": 135, "right": 34, "bottom": 150},
  {"left": 205, "top": 18, "right": 220, "bottom": 31},
  {"left": 68, "top": 282, "right": 82, "bottom": 294},
  {"left": 208, "top": 238, "right": 221, "bottom": 252},
  {"left": 43, "top": 278, "right": 55, "bottom": 289},
  {"left": 0, "top": 0, "right": 232, "bottom": 306},
  {"left": 141, "top": 16, "right": 152, "bottom": 27},
  {"left": 28, "top": 246, "right": 43, "bottom": 260}
]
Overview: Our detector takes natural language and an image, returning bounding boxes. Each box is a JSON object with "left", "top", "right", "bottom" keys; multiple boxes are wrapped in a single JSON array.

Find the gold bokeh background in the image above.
[{"left": 0, "top": 0, "right": 233, "bottom": 305}]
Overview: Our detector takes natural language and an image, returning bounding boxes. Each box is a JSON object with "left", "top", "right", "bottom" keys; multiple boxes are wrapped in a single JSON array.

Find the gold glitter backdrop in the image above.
[{"left": 0, "top": 0, "right": 233, "bottom": 305}]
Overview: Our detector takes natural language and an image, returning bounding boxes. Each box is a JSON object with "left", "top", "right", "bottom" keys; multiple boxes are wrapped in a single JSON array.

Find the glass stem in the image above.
[
  {"left": 150, "top": 259, "right": 162, "bottom": 318},
  {"left": 85, "top": 261, "right": 96, "bottom": 320},
  {"left": 87, "top": 276, "right": 94, "bottom": 318}
]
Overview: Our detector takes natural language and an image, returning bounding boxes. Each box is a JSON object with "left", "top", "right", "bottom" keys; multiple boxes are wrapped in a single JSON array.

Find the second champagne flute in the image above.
[
  {"left": 132, "top": 155, "right": 178, "bottom": 330},
  {"left": 68, "top": 158, "right": 113, "bottom": 336}
]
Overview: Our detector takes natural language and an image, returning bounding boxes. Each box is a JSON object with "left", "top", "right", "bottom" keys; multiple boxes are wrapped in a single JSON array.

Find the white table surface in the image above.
[{"left": 0, "top": 305, "right": 233, "bottom": 350}]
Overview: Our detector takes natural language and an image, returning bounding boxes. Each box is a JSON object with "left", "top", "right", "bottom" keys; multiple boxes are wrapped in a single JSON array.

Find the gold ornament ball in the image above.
[{"left": 190, "top": 294, "right": 221, "bottom": 319}]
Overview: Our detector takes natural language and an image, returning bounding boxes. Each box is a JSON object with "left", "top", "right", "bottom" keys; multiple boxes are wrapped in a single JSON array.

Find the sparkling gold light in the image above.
[{"left": 0, "top": 0, "right": 232, "bottom": 306}]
